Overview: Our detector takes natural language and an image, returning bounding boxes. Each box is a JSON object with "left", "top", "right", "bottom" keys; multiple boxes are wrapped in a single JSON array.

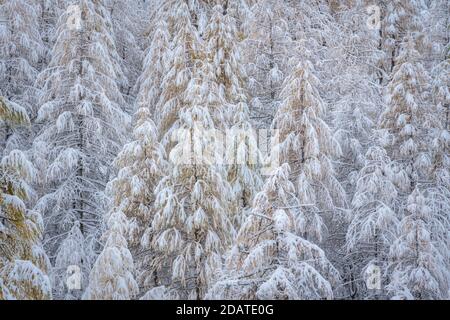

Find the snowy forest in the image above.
[{"left": 0, "top": 0, "right": 449, "bottom": 300}]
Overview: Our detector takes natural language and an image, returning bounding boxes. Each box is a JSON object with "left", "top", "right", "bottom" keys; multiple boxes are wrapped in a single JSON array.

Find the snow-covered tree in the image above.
[
  {"left": 0, "top": 97, "right": 51, "bottom": 300},
  {"left": 0, "top": 0, "right": 45, "bottom": 105},
  {"left": 204, "top": 4, "right": 246, "bottom": 109},
  {"left": 83, "top": 209, "right": 138, "bottom": 300},
  {"left": 146, "top": 70, "right": 235, "bottom": 300},
  {"left": 330, "top": 0, "right": 382, "bottom": 181},
  {"left": 244, "top": 0, "right": 294, "bottom": 127},
  {"left": 155, "top": 0, "right": 202, "bottom": 150},
  {"left": 274, "top": 58, "right": 346, "bottom": 243},
  {"left": 0, "top": 0, "right": 46, "bottom": 154},
  {"left": 107, "top": 0, "right": 145, "bottom": 100},
  {"left": 387, "top": 188, "right": 449, "bottom": 300},
  {"left": 33, "top": 0, "right": 130, "bottom": 298},
  {"left": 135, "top": 20, "right": 171, "bottom": 119},
  {"left": 430, "top": 45, "right": 449, "bottom": 189},
  {"left": 108, "top": 106, "right": 167, "bottom": 291},
  {"left": 379, "top": 0, "right": 425, "bottom": 76},
  {"left": 379, "top": 37, "right": 440, "bottom": 193},
  {"left": 208, "top": 163, "right": 340, "bottom": 300},
  {"left": 226, "top": 101, "right": 263, "bottom": 228},
  {"left": 345, "top": 146, "right": 399, "bottom": 299},
  {"left": 52, "top": 221, "right": 89, "bottom": 299}
]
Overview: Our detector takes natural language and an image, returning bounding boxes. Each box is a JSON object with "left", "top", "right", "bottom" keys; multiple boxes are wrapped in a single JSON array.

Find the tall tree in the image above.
[
  {"left": 147, "top": 67, "right": 235, "bottom": 299},
  {"left": 345, "top": 146, "right": 399, "bottom": 299},
  {"left": 107, "top": 0, "right": 145, "bottom": 101},
  {"left": 274, "top": 58, "right": 346, "bottom": 243},
  {"left": 0, "top": 97, "right": 51, "bottom": 300},
  {"left": 244, "top": 0, "right": 293, "bottom": 127},
  {"left": 0, "top": 0, "right": 46, "bottom": 153},
  {"left": 108, "top": 106, "right": 167, "bottom": 293},
  {"left": 208, "top": 164, "right": 340, "bottom": 300},
  {"left": 387, "top": 188, "right": 449, "bottom": 299},
  {"left": 379, "top": 37, "right": 440, "bottom": 194},
  {"left": 33, "top": 0, "right": 130, "bottom": 298},
  {"left": 83, "top": 208, "right": 138, "bottom": 300},
  {"left": 155, "top": 0, "right": 201, "bottom": 151},
  {"left": 135, "top": 20, "right": 171, "bottom": 119}
]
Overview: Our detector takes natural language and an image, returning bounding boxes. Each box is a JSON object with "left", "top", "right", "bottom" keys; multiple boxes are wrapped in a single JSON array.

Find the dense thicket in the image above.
[{"left": 0, "top": 0, "right": 448, "bottom": 300}]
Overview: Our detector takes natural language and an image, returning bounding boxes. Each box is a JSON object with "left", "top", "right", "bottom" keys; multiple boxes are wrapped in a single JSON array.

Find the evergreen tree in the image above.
[
  {"left": 379, "top": 37, "right": 440, "bottom": 193},
  {"left": 135, "top": 20, "right": 171, "bottom": 119},
  {"left": 147, "top": 70, "right": 235, "bottom": 300},
  {"left": 155, "top": 0, "right": 201, "bottom": 151},
  {"left": 244, "top": 0, "right": 293, "bottom": 127}
]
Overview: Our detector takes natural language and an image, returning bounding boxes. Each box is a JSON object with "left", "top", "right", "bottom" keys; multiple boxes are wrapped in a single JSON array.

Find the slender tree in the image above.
[
  {"left": 83, "top": 208, "right": 138, "bottom": 300},
  {"left": 208, "top": 164, "right": 340, "bottom": 300},
  {"left": 0, "top": 97, "right": 51, "bottom": 300},
  {"left": 33, "top": 0, "right": 130, "bottom": 298}
]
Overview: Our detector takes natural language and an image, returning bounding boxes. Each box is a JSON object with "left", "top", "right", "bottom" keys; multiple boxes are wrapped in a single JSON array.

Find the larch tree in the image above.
[
  {"left": 107, "top": 106, "right": 167, "bottom": 293},
  {"left": 379, "top": 0, "right": 425, "bottom": 77},
  {"left": 208, "top": 163, "right": 340, "bottom": 300},
  {"left": 0, "top": 97, "right": 51, "bottom": 300},
  {"left": 146, "top": 67, "right": 235, "bottom": 300},
  {"left": 0, "top": 0, "right": 46, "bottom": 154},
  {"left": 83, "top": 208, "right": 138, "bottom": 300},
  {"left": 330, "top": 0, "right": 381, "bottom": 185},
  {"left": 387, "top": 188, "right": 449, "bottom": 300},
  {"left": 345, "top": 146, "right": 399, "bottom": 299},
  {"left": 222, "top": 0, "right": 250, "bottom": 32},
  {"left": 135, "top": 20, "right": 171, "bottom": 120},
  {"left": 274, "top": 58, "right": 346, "bottom": 244},
  {"left": 430, "top": 43, "right": 449, "bottom": 189},
  {"left": 327, "top": 1, "right": 385, "bottom": 296},
  {"left": 226, "top": 101, "right": 263, "bottom": 228},
  {"left": 244, "top": 0, "right": 294, "bottom": 127},
  {"left": 155, "top": 0, "right": 201, "bottom": 151},
  {"left": 379, "top": 37, "right": 440, "bottom": 194},
  {"left": 204, "top": 4, "right": 246, "bottom": 111},
  {"left": 33, "top": 0, "right": 130, "bottom": 298},
  {"left": 204, "top": 4, "right": 262, "bottom": 227},
  {"left": 107, "top": 0, "right": 145, "bottom": 100},
  {"left": 380, "top": 36, "right": 449, "bottom": 300}
]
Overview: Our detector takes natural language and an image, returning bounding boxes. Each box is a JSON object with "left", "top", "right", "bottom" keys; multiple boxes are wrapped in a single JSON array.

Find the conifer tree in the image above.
[
  {"left": 107, "top": 0, "right": 145, "bottom": 100},
  {"left": 387, "top": 188, "right": 449, "bottom": 300},
  {"left": 108, "top": 106, "right": 167, "bottom": 291},
  {"left": 226, "top": 101, "right": 263, "bottom": 228},
  {"left": 135, "top": 20, "right": 171, "bottom": 119},
  {"left": 147, "top": 70, "right": 235, "bottom": 300},
  {"left": 244, "top": 0, "right": 293, "bottom": 126},
  {"left": 208, "top": 164, "right": 340, "bottom": 300},
  {"left": 274, "top": 58, "right": 346, "bottom": 243},
  {"left": 345, "top": 146, "right": 399, "bottom": 298},
  {"left": 155, "top": 0, "right": 201, "bottom": 151},
  {"left": 83, "top": 209, "right": 138, "bottom": 300},
  {"left": 33, "top": 0, "right": 130, "bottom": 298},
  {"left": 0, "top": 97, "right": 51, "bottom": 300},
  {"left": 0, "top": 0, "right": 46, "bottom": 153},
  {"left": 379, "top": 37, "right": 440, "bottom": 193},
  {"left": 204, "top": 4, "right": 246, "bottom": 109}
]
